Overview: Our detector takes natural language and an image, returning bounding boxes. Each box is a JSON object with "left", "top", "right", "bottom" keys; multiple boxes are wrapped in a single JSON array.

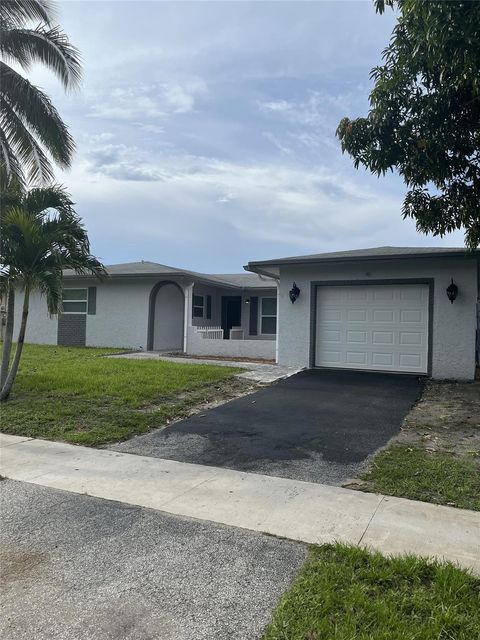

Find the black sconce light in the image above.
[
  {"left": 289, "top": 282, "right": 300, "bottom": 304},
  {"left": 446, "top": 278, "right": 458, "bottom": 304},
  {"left": 245, "top": 297, "right": 250, "bottom": 305}
]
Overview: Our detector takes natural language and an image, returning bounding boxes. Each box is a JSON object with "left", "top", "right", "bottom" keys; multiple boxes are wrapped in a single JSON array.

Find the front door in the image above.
[{"left": 221, "top": 296, "right": 242, "bottom": 340}]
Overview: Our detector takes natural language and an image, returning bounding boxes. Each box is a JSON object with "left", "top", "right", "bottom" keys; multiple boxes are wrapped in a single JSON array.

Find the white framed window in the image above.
[
  {"left": 192, "top": 294, "right": 205, "bottom": 318},
  {"left": 62, "top": 288, "right": 88, "bottom": 314},
  {"left": 259, "top": 296, "right": 277, "bottom": 335}
]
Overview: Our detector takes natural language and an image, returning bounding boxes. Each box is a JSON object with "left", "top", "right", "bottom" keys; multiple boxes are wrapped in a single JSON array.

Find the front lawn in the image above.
[
  {"left": 0, "top": 344, "right": 242, "bottom": 445},
  {"left": 360, "top": 445, "right": 480, "bottom": 511},
  {"left": 263, "top": 544, "right": 480, "bottom": 640}
]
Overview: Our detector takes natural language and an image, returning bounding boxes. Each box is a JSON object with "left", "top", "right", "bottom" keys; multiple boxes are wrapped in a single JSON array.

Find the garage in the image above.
[
  {"left": 247, "top": 246, "right": 478, "bottom": 380},
  {"left": 314, "top": 283, "right": 430, "bottom": 374}
]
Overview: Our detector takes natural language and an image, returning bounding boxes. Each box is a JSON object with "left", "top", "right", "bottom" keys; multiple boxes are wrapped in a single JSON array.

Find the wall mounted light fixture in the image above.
[
  {"left": 289, "top": 282, "right": 300, "bottom": 304},
  {"left": 446, "top": 278, "right": 458, "bottom": 304},
  {"left": 245, "top": 297, "right": 250, "bottom": 305}
]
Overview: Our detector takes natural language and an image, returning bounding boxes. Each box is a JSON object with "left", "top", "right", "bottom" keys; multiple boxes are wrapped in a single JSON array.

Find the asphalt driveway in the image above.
[
  {"left": 0, "top": 479, "right": 306, "bottom": 640},
  {"left": 111, "top": 369, "right": 425, "bottom": 484}
]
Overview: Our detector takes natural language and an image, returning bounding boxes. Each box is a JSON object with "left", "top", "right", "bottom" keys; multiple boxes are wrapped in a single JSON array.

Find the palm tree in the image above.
[
  {"left": 0, "top": 0, "right": 81, "bottom": 185},
  {"left": 0, "top": 182, "right": 106, "bottom": 400}
]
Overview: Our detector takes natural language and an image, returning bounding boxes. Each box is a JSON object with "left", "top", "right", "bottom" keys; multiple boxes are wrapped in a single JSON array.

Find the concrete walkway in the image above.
[
  {"left": 108, "top": 351, "right": 304, "bottom": 383},
  {"left": 1, "top": 433, "right": 479, "bottom": 574}
]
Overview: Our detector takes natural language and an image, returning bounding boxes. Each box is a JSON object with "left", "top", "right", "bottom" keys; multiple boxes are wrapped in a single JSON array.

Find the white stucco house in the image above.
[
  {"left": 16, "top": 261, "right": 279, "bottom": 361},
  {"left": 14, "top": 246, "right": 479, "bottom": 380}
]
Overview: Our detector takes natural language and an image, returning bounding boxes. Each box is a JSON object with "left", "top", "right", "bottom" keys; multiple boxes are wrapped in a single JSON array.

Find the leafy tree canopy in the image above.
[{"left": 337, "top": 0, "right": 480, "bottom": 248}]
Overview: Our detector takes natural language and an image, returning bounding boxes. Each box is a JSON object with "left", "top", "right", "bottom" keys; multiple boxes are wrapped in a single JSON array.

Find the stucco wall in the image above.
[
  {"left": 186, "top": 326, "right": 276, "bottom": 359},
  {"left": 14, "top": 278, "right": 158, "bottom": 350},
  {"left": 13, "top": 278, "right": 278, "bottom": 352},
  {"left": 277, "top": 257, "right": 478, "bottom": 380},
  {"left": 86, "top": 278, "right": 154, "bottom": 349},
  {"left": 12, "top": 289, "right": 58, "bottom": 345}
]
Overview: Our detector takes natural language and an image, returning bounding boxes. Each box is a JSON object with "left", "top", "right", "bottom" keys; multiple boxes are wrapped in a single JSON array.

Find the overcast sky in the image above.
[{"left": 31, "top": 1, "right": 463, "bottom": 272}]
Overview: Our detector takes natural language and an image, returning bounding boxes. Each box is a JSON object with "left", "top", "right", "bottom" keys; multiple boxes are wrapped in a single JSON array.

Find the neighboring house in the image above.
[
  {"left": 246, "top": 246, "right": 479, "bottom": 380},
  {"left": 12, "top": 246, "right": 480, "bottom": 379},
  {"left": 13, "top": 262, "right": 279, "bottom": 360}
]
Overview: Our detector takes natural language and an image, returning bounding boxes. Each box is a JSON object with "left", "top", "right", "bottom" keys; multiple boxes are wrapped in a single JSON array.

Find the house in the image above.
[
  {"left": 13, "top": 246, "right": 479, "bottom": 380},
  {"left": 246, "top": 246, "right": 479, "bottom": 380},
  {"left": 16, "top": 262, "right": 279, "bottom": 361}
]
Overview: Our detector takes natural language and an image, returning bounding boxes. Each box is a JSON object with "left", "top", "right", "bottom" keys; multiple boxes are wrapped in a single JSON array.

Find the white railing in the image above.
[
  {"left": 195, "top": 326, "right": 224, "bottom": 340},
  {"left": 229, "top": 327, "right": 244, "bottom": 340}
]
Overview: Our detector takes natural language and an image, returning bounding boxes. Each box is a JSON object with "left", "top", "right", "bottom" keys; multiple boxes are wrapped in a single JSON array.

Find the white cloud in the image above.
[
  {"left": 87, "top": 79, "right": 207, "bottom": 121},
  {"left": 262, "top": 132, "right": 293, "bottom": 155}
]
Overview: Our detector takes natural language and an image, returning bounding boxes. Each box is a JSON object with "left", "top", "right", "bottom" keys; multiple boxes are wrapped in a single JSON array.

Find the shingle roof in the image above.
[
  {"left": 64, "top": 261, "right": 276, "bottom": 289},
  {"left": 247, "top": 246, "right": 478, "bottom": 270}
]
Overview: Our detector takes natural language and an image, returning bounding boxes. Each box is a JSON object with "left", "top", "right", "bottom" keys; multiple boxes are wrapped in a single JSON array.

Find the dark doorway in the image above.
[{"left": 221, "top": 296, "right": 242, "bottom": 339}]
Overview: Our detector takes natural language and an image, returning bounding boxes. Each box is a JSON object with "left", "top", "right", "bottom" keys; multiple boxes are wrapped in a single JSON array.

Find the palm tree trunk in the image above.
[
  {"left": 0, "top": 284, "right": 15, "bottom": 388},
  {"left": 0, "top": 286, "right": 29, "bottom": 401}
]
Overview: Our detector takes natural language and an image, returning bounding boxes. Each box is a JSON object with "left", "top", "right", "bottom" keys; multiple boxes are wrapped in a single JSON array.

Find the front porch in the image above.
[
  {"left": 146, "top": 273, "right": 278, "bottom": 360},
  {"left": 185, "top": 281, "right": 278, "bottom": 361}
]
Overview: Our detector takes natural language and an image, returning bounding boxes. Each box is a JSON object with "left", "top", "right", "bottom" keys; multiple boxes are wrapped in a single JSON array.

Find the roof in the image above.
[
  {"left": 246, "top": 246, "right": 478, "bottom": 274},
  {"left": 64, "top": 261, "right": 276, "bottom": 289}
]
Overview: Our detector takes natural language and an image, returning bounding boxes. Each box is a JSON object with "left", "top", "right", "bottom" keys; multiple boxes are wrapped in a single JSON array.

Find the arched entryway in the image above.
[{"left": 147, "top": 281, "right": 185, "bottom": 351}]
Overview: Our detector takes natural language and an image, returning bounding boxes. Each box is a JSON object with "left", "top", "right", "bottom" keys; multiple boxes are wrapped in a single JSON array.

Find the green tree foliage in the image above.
[
  {"left": 0, "top": 178, "right": 106, "bottom": 400},
  {"left": 337, "top": 0, "right": 480, "bottom": 248},
  {"left": 0, "top": 0, "right": 81, "bottom": 185}
]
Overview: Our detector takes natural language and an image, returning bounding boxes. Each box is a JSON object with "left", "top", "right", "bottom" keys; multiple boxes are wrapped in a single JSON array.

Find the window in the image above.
[
  {"left": 260, "top": 297, "right": 277, "bottom": 334},
  {"left": 62, "top": 289, "right": 87, "bottom": 314},
  {"left": 192, "top": 294, "right": 212, "bottom": 319},
  {"left": 193, "top": 294, "right": 205, "bottom": 318}
]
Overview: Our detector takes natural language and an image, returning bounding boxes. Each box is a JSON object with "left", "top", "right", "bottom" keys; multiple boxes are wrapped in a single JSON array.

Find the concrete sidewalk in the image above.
[
  {"left": 108, "top": 351, "right": 304, "bottom": 383},
  {"left": 1, "top": 433, "right": 479, "bottom": 574}
]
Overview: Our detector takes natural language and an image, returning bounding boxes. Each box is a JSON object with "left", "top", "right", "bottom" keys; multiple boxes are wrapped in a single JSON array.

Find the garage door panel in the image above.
[
  {"left": 372, "top": 352, "right": 394, "bottom": 367},
  {"left": 346, "top": 330, "right": 367, "bottom": 344},
  {"left": 315, "top": 284, "right": 429, "bottom": 374},
  {"left": 372, "top": 309, "right": 395, "bottom": 323},
  {"left": 322, "top": 309, "right": 343, "bottom": 322},
  {"left": 399, "top": 353, "right": 423, "bottom": 369},
  {"left": 372, "top": 331, "right": 394, "bottom": 345},
  {"left": 399, "top": 331, "right": 423, "bottom": 345},
  {"left": 347, "top": 309, "right": 367, "bottom": 322}
]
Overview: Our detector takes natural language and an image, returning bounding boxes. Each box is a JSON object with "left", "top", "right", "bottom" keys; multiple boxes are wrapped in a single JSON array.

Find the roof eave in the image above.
[
  {"left": 243, "top": 264, "right": 280, "bottom": 279},
  {"left": 246, "top": 250, "right": 479, "bottom": 270},
  {"left": 63, "top": 270, "right": 276, "bottom": 290}
]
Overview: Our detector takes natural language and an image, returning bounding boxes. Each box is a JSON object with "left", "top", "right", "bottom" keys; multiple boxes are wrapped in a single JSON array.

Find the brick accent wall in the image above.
[{"left": 57, "top": 314, "right": 86, "bottom": 346}]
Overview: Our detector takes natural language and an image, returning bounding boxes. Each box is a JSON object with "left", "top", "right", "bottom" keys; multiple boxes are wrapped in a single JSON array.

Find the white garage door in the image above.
[{"left": 315, "top": 284, "right": 429, "bottom": 374}]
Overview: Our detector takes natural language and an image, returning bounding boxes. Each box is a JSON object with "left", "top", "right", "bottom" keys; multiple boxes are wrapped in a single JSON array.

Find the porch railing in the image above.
[{"left": 195, "top": 326, "right": 224, "bottom": 339}]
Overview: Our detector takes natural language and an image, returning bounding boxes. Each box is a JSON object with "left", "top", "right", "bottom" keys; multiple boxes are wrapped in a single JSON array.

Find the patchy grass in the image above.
[
  {"left": 360, "top": 445, "right": 480, "bottom": 511},
  {"left": 0, "top": 344, "right": 243, "bottom": 446},
  {"left": 263, "top": 544, "right": 480, "bottom": 640},
  {"left": 350, "top": 379, "right": 480, "bottom": 511}
]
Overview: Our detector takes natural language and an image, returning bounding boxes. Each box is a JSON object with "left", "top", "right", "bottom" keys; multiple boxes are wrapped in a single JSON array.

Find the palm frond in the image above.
[
  {"left": 33, "top": 267, "right": 63, "bottom": 315},
  {"left": 0, "top": 131, "right": 24, "bottom": 185},
  {"left": 1, "top": 187, "right": 107, "bottom": 307},
  {"left": 0, "top": 62, "right": 75, "bottom": 167},
  {"left": 1, "top": 26, "right": 81, "bottom": 90},
  {"left": 0, "top": 1, "right": 54, "bottom": 28},
  {"left": 0, "top": 167, "right": 24, "bottom": 215},
  {"left": 23, "top": 184, "right": 74, "bottom": 216},
  {"left": 0, "top": 96, "right": 55, "bottom": 184}
]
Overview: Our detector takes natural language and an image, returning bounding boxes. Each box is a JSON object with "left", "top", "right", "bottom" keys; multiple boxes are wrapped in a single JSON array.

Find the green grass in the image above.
[
  {"left": 0, "top": 344, "right": 241, "bottom": 446},
  {"left": 360, "top": 445, "right": 480, "bottom": 511},
  {"left": 263, "top": 544, "right": 480, "bottom": 640}
]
